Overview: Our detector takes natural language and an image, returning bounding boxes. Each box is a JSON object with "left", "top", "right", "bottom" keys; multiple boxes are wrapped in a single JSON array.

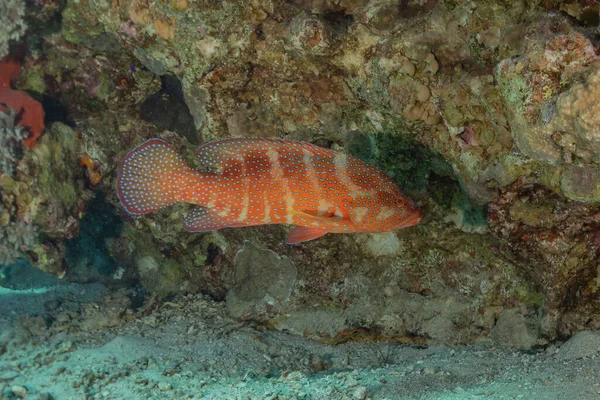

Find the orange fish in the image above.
[{"left": 117, "top": 138, "right": 421, "bottom": 244}]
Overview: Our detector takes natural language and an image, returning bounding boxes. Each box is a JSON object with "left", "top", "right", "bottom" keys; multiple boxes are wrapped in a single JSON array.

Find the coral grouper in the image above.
[{"left": 117, "top": 138, "right": 421, "bottom": 244}]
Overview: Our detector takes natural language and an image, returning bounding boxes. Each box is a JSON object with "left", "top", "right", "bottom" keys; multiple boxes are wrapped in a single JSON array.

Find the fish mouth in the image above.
[{"left": 398, "top": 211, "right": 422, "bottom": 228}]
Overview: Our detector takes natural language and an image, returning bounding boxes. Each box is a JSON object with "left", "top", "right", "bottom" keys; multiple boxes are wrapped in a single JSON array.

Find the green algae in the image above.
[
  {"left": 373, "top": 132, "right": 454, "bottom": 195},
  {"left": 451, "top": 190, "right": 488, "bottom": 228},
  {"left": 496, "top": 70, "right": 531, "bottom": 115}
]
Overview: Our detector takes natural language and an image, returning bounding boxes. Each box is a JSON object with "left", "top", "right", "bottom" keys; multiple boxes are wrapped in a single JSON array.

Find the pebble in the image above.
[
  {"left": 12, "top": 385, "right": 28, "bottom": 398},
  {"left": 401, "top": 59, "right": 416, "bottom": 76},
  {"left": 285, "top": 371, "right": 304, "bottom": 381},
  {"left": 158, "top": 382, "right": 172, "bottom": 391},
  {"left": 0, "top": 370, "right": 19, "bottom": 381},
  {"left": 352, "top": 386, "right": 368, "bottom": 399},
  {"left": 558, "top": 331, "right": 600, "bottom": 361},
  {"left": 425, "top": 53, "right": 439, "bottom": 75},
  {"left": 415, "top": 83, "right": 431, "bottom": 102},
  {"left": 346, "top": 377, "right": 359, "bottom": 387}
]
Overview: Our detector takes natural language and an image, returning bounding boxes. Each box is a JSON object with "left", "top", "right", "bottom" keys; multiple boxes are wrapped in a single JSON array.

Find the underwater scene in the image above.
[{"left": 2, "top": 0, "right": 600, "bottom": 399}]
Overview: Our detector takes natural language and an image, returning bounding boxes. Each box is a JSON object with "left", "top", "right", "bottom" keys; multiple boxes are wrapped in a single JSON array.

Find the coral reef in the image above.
[
  {"left": 0, "top": 123, "right": 93, "bottom": 275},
  {"left": 226, "top": 241, "right": 297, "bottom": 319},
  {"left": 3, "top": 0, "right": 600, "bottom": 350},
  {"left": 489, "top": 182, "right": 600, "bottom": 336}
]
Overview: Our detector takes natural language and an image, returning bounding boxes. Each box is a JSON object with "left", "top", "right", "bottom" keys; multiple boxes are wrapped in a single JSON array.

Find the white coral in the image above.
[{"left": 0, "top": 108, "right": 28, "bottom": 177}]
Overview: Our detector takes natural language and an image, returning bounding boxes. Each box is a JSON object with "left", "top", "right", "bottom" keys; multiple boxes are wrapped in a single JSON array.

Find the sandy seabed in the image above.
[{"left": 1, "top": 279, "right": 599, "bottom": 400}]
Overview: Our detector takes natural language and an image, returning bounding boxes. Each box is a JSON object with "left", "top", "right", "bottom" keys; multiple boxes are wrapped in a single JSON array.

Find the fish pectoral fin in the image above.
[
  {"left": 184, "top": 206, "right": 248, "bottom": 232},
  {"left": 290, "top": 210, "right": 354, "bottom": 230},
  {"left": 286, "top": 210, "right": 354, "bottom": 244},
  {"left": 286, "top": 227, "right": 328, "bottom": 245}
]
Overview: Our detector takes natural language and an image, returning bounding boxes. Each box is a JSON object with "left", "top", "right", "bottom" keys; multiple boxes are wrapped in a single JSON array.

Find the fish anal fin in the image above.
[
  {"left": 184, "top": 206, "right": 250, "bottom": 232},
  {"left": 286, "top": 227, "right": 327, "bottom": 245}
]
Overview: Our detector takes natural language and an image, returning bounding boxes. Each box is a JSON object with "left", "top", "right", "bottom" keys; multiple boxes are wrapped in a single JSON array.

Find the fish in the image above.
[{"left": 116, "top": 137, "right": 421, "bottom": 244}]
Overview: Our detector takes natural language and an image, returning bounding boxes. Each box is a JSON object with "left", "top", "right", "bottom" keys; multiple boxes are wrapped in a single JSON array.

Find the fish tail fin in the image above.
[{"left": 117, "top": 138, "right": 198, "bottom": 215}]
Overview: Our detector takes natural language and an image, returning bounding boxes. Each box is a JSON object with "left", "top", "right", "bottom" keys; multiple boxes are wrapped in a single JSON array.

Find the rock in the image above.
[
  {"left": 557, "top": 331, "right": 600, "bottom": 361},
  {"left": 80, "top": 292, "right": 131, "bottom": 331},
  {"left": 182, "top": 81, "right": 209, "bottom": 131},
  {"left": 0, "top": 122, "right": 92, "bottom": 276},
  {"left": 491, "top": 309, "right": 537, "bottom": 350},
  {"left": 135, "top": 255, "right": 186, "bottom": 298},
  {"left": 497, "top": 18, "right": 597, "bottom": 166},
  {"left": 0, "top": 326, "right": 33, "bottom": 351},
  {"left": 0, "top": 371, "right": 19, "bottom": 382},
  {"left": 364, "top": 232, "right": 402, "bottom": 257},
  {"left": 552, "top": 66, "right": 600, "bottom": 164},
  {"left": 488, "top": 182, "right": 600, "bottom": 337},
  {"left": 560, "top": 164, "right": 600, "bottom": 203},
  {"left": 352, "top": 386, "right": 368, "bottom": 399},
  {"left": 226, "top": 242, "right": 297, "bottom": 319},
  {"left": 140, "top": 75, "right": 200, "bottom": 144},
  {"left": 11, "top": 385, "right": 27, "bottom": 398},
  {"left": 421, "top": 316, "right": 458, "bottom": 344},
  {"left": 289, "top": 12, "right": 331, "bottom": 57}
]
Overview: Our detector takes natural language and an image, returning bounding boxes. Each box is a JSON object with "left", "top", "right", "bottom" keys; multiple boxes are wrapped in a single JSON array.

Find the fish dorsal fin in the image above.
[
  {"left": 195, "top": 139, "right": 236, "bottom": 171},
  {"left": 195, "top": 138, "right": 274, "bottom": 171},
  {"left": 196, "top": 139, "right": 241, "bottom": 171},
  {"left": 195, "top": 138, "right": 337, "bottom": 171},
  {"left": 286, "top": 227, "right": 328, "bottom": 244},
  {"left": 184, "top": 206, "right": 250, "bottom": 232}
]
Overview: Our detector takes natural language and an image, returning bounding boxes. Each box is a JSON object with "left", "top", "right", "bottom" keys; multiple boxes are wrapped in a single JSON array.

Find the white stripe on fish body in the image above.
[
  {"left": 266, "top": 145, "right": 296, "bottom": 225},
  {"left": 302, "top": 148, "right": 325, "bottom": 215},
  {"left": 262, "top": 193, "right": 272, "bottom": 223}
]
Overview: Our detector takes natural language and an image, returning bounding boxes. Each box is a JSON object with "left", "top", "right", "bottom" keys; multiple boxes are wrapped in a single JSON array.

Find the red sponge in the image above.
[{"left": 0, "top": 56, "right": 45, "bottom": 149}]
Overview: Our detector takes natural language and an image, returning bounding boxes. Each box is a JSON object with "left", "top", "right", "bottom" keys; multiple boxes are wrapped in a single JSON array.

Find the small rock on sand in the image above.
[{"left": 557, "top": 331, "right": 600, "bottom": 361}]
